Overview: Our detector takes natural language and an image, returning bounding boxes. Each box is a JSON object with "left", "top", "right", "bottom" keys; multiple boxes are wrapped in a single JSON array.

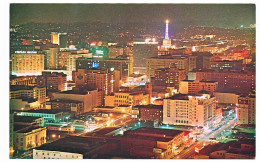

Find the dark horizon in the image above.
[{"left": 10, "top": 4, "right": 255, "bottom": 28}]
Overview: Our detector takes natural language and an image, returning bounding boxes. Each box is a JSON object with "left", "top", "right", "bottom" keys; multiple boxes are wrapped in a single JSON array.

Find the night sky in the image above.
[{"left": 10, "top": 4, "right": 255, "bottom": 28}]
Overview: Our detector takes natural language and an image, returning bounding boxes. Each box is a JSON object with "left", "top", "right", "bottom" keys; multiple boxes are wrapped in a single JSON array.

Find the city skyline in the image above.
[{"left": 9, "top": 3, "right": 256, "bottom": 160}]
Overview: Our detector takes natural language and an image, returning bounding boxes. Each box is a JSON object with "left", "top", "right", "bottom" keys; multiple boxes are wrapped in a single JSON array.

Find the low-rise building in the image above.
[
  {"left": 237, "top": 93, "right": 255, "bottom": 125},
  {"left": 119, "top": 128, "right": 191, "bottom": 159},
  {"left": 47, "top": 99, "right": 84, "bottom": 116},
  {"left": 17, "top": 109, "right": 69, "bottom": 123},
  {"left": 10, "top": 85, "right": 46, "bottom": 109},
  {"left": 114, "top": 92, "right": 150, "bottom": 107},
  {"left": 14, "top": 115, "right": 44, "bottom": 127},
  {"left": 14, "top": 124, "right": 47, "bottom": 151},
  {"left": 179, "top": 80, "right": 218, "bottom": 95},
  {"left": 33, "top": 136, "right": 120, "bottom": 159},
  {"left": 133, "top": 105, "right": 163, "bottom": 122},
  {"left": 53, "top": 89, "right": 100, "bottom": 112}
]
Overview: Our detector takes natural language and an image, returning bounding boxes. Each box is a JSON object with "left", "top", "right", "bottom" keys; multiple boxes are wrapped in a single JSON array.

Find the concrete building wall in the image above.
[{"left": 33, "top": 149, "right": 83, "bottom": 159}]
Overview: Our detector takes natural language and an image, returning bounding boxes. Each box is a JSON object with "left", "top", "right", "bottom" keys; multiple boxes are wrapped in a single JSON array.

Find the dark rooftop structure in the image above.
[
  {"left": 214, "top": 88, "right": 251, "bottom": 95},
  {"left": 48, "top": 99, "right": 83, "bottom": 103},
  {"left": 14, "top": 115, "right": 43, "bottom": 123},
  {"left": 34, "top": 135, "right": 120, "bottom": 158},
  {"left": 10, "top": 85, "right": 34, "bottom": 91},
  {"left": 133, "top": 104, "right": 163, "bottom": 109},
  {"left": 14, "top": 124, "right": 43, "bottom": 133},
  {"left": 20, "top": 109, "right": 69, "bottom": 114},
  {"left": 124, "top": 127, "right": 185, "bottom": 139}
]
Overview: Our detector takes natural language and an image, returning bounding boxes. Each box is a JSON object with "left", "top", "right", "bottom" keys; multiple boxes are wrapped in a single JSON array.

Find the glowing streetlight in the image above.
[
  {"left": 52, "top": 134, "right": 56, "bottom": 138},
  {"left": 166, "top": 19, "right": 169, "bottom": 24}
]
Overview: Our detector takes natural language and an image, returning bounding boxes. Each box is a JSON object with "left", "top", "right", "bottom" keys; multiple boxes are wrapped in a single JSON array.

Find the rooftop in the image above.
[
  {"left": 214, "top": 88, "right": 251, "bottom": 95},
  {"left": 15, "top": 124, "right": 43, "bottom": 133},
  {"left": 19, "top": 109, "right": 68, "bottom": 114},
  {"left": 133, "top": 104, "right": 163, "bottom": 109},
  {"left": 14, "top": 115, "right": 43, "bottom": 123},
  {"left": 124, "top": 127, "right": 185, "bottom": 140},
  {"left": 34, "top": 136, "right": 110, "bottom": 154},
  {"left": 48, "top": 99, "right": 83, "bottom": 103}
]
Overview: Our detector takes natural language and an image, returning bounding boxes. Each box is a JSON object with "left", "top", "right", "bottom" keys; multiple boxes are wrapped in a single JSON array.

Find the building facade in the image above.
[
  {"left": 152, "top": 67, "right": 186, "bottom": 89},
  {"left": 146, "top": 56, "right": 189, "bottom": 79},
  {"left": 163, "top": 94, "right": 216, "bottom": 128},
  {"left": 237, "top": 93, "right": 255, "bottom": 125},
  {"left": 179, "top": 80, "right": 218, "bottom": 94},
  {"left": 11, "top": 52, "right": 44, "bottom": 76}
]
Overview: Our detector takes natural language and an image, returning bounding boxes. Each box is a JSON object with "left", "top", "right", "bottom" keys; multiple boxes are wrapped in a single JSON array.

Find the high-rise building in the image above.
[
  {"left": 11, "top": 51, "right": 44, "bottom": 76},
  {"left": 76, "top": 57, "right": 129, "bottom": 83},
  {"left": 51, "top": 32, "right": 59, "bottom": 45},
  {"left": 179, "top": 80, "right": 218, "bottom": 95},
  {"left": 195, "top": 70, "right": 255, "bottom": 91},
  {"left": 108, "top": 46, "right": 124, "bottom": 58},
  {"left": 133, "top": 38, "right": 158, "bottom": 73},
  {"left": 192, "top": 52, "right": 212, "bottom": 70},
  {"left": 43, "top": 47, "right": 59, "bottom": 70},
  {"left": 146, "top": 56, "right": 189, "bottom": 79},
  {"left": 59, "top": 33, "right": 68, "bottom": 49},
  {"left": 210, "top": 60, "right": 243, "bottom": 71},
  {"left": 58, "top": 51, "right": 71, "bottom": 70},
  {"left": 163, "top": 94, "right": 216, "bottom": 128},
  {"left": 37, "top": 72, "right": 67, "bottom": 92},
  {"left": 152, "top": 67, "right": 186, "bottom": 89},
  {"left": 237, "top": 93, "right": 255, "bottom": 125},
  {"left": 67, "top": 50, "right": 92, "bottom": 71}
]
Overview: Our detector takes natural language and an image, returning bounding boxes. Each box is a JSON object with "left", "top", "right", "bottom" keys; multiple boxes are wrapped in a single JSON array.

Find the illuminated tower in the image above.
[
  {"left": 165, "top": 19, "right": 169, "bottom": 40},
  {"left": 162, "top": 19, "right": 172, "bottom": 50},
  {"left": 51, "top": 32, "right": 59, "bottom": 45}
]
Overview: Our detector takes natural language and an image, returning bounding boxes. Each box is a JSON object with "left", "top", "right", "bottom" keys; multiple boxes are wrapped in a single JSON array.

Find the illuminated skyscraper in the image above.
[
  {"left": 51, "top": 32, "right": 59, "bottom": 45},
  {"left": 133, "top": 38, "right": 158, "bottom": 74},
  {"left": 59, "top": 33, "right": 68, "bottom": 48},
  {"left": 165, "top": 19, "right": 169, "bottom": 40},
  {"left": 11, "top": 51, "right": 44, "bottom": 76}
]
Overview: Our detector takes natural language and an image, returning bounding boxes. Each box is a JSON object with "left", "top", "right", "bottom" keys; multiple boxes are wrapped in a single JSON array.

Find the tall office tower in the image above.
[
  {"left": 163, "top": 94, "right": 217, "bottom": 128},
  {"left": 192, "top": 52, "right": 212, "bottom": 70},
  {"left": 58, "top": 51, "right": 71, "bottom": 70},
  {"left": 43, "top": 47, "right": 59, "bottom": 70},
  {"left": 11, "top": 51, "right": 44, "bottom": 76},
  {"left": 37, "top": 72, "right": 67, "bottom": 92},
  {"left": 152, "top": 67, "right": 186, "bottom": 89},
  {"left": 133, "top": 38, "right": 158, "bottom": 74},
  {"left": 146, "top": 56, "right": 189, "bottom": 79},
  {"left": 59, "top": 33, "right": 68, "bottom": 49},
  {"left": 124, "top": 45, "right": 134, "bottom": 76},
  {"left": 51, "top": 32, "right": 59, "bottom": 45},
  {"left": 67, "top": 50, "right": 92, "bottom": 71},
  {"left": 108, "top": 46, "right": 124, "bottom": 58},
  {"left": 127, "top": 54, "right": 134, "bottom": 76},
  {"left": 145, "top": 82, "right": 152, "bottom": 104},
  {"left": 237, "top": 93, "right": 255, "bottom": 125}
]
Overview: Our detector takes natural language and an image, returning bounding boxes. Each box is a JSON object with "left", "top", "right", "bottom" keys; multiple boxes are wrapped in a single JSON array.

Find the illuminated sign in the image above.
[
  {"left": 15, "top": 51, "right": 38, "bottom": 54},
  {"left": 96, "top": 50, "right": 104, "bottom": 55}
]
